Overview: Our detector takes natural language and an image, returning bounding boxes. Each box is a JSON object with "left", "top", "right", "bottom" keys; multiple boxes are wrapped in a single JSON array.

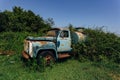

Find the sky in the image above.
[{"left": 0, "top": 0, "right": 120, "bottom": 34}]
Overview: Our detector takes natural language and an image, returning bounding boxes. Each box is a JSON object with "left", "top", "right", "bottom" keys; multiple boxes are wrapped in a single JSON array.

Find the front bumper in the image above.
[{"left": 22, "top": 51, "right": 30, "bottom": 59}]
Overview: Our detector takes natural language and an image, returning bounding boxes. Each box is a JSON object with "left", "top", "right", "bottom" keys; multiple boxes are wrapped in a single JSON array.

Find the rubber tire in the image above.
[{"left": 37, "top": 51, "right": 55, "bottom": 66}]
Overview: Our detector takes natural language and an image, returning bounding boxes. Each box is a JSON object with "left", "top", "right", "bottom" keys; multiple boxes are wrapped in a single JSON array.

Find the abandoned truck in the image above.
[{"left": 22, "top": 28, "right": 86, "bottom": 64}]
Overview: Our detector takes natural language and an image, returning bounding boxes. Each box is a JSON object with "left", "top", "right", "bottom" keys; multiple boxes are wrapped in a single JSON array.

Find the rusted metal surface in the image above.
[
  {"left": 45, "top": 54, "right": 55, "bottom": 65},
  {"left": 46, "top": 31, "right": 56, "bottom": 37},
  {"left": 39, "top": 41, "right": 47, "bottom": 45},
  {"left": 75, "top": 32, "right": 85, "bottom": 40},
  {"left": 71, "top": 31, "right": 86, "bottom": 44},
  {"left": 22, "top": 51, "right": 29, "bottom": 59},
  {"left": 23, "top": 37, "right": 57, "bottom": 58},
  {"left": 22, "top": 28, "right": 86, "bottom": 61},
  {"left": 58, "top": 53, "right": 71, "bottom": 59}
]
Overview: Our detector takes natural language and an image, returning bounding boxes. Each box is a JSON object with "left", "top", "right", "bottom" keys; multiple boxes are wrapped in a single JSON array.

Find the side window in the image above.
[{"left": 60, "top": 31, "right": 69, "bottom": 38}]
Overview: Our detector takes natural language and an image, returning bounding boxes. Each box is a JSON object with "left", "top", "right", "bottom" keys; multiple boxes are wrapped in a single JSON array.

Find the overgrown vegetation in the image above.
[
  {"left": 0, "top": 6, "right": 53, "bottom": 72},
  {"left": 0, "top": 31, "right": 46, "bottom": 72},
  {"left": 0, "top": 31, "right": 43, "bottom": 53},
  {"left": 72, "top": 27, "right": 120, "bottom": 63},
  {"left": 0, "top": 6, "right": 53, "bottom": 32},
  {"left": 0, "top": 6, "right": 120, "bottom": 80},
  {"left": 0, "top": 57, "right": 120, "bottom": 80}
]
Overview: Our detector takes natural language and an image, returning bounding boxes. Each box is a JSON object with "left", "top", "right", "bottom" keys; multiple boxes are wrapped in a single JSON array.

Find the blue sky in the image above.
[{"left": 0, "top": 0, "right": 120, "bottom": 34}]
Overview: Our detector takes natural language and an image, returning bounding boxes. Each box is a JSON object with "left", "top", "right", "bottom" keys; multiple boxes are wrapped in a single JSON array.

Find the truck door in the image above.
[{"left": 57, "top": 30, "right": 72, "bottom": 52}]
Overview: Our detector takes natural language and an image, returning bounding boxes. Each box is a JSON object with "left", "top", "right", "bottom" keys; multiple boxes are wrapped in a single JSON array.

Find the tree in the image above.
[
  {"left": 0, "top": 6, "right": 53, "bottom": 32},
  {"left": 0, "top": 12, "right": 9, "bottom": 32},
  {"left": 45, "top": 18, "right": 55, "bottom": 27}
]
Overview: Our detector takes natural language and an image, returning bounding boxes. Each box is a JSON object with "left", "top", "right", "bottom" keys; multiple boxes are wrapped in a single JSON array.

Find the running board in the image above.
[{"left": 58, "top": 53, "right": 71, "bottom": 59}]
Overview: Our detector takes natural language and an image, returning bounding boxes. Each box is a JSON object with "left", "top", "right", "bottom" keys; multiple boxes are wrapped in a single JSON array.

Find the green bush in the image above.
[
  {"left": 0, "top": 31, "right": 44, "bottom": 52},
  {"left": 73, "top": 27, "right": 120, "bottom": 63},
  {"left": 0, "top": 31, "right": 49, "bottom": 72}
]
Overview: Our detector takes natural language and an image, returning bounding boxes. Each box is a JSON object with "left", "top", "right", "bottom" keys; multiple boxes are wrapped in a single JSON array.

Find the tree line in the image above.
[{"left": 0, "top": 6, "right": 54, "bottom": 33}]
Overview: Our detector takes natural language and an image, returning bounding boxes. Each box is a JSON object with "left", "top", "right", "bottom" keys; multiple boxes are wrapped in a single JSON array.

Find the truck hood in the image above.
[{"left": 26, "top": 36, "right": 56, "bottom": 41}]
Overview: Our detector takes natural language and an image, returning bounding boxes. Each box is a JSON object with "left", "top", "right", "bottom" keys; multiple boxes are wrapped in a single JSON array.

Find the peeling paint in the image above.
[
  {"left": 39, "top": 41, "right": 47, "bottom": 45},
  {"left": 22, "top": 28, "right": 86, "bottom": 60}
]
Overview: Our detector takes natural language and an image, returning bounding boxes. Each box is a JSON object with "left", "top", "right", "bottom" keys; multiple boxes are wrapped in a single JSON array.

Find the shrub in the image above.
[{"left": 73, "top": 27, "right": 120, "bottom": 63}]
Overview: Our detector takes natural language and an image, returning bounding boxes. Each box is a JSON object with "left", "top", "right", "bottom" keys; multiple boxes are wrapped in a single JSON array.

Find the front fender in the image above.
[
  {"left": 32, "top": 41, "right": 58, "bottom": 58},
  {"left": 36, "top": 48, "right": 57, "bottom": 58}
]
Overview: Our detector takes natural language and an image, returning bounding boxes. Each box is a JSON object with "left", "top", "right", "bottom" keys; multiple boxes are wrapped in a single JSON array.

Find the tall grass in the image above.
[
  {"left": 0, "top": 29, "right": 120, "bottom": 80},
  {"left": 0, "top": 31, "right": 46, "bottom": 71},
  {"left": 0, "top": 57, "right": 120, "bottom": 80}
]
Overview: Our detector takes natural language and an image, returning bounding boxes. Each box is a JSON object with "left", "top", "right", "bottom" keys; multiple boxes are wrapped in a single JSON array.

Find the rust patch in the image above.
[
  {"left": 76, "top": 32, "right": 85, "bottom": 40},
  {"left": 46, "top": 30, "right": 56, "bottom": 37},
  {"left": 40, "top": 41, "right": 47, "bottom": 45},
  {"left": 61, "top": 44, "right": 64, "bottom": 46},
  {"left": 58, "top": 53, "right": 71, "bottom": 59},
  {"left": 22, "top": 51, "right": 29, "bottom": 59}
]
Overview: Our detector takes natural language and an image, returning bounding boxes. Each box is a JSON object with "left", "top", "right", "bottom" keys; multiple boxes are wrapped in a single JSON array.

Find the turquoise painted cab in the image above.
[{"left": 22, "top": 28, "right": 86, "bottom": 64}]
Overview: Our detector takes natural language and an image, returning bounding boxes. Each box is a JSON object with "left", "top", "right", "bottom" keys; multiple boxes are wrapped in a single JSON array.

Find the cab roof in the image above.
[{"left": 50, "top": 28, "right": 69, "bottom": 31}]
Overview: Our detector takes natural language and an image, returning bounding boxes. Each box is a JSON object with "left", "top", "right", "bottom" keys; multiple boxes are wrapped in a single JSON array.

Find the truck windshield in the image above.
[{"left": 46, "top": 30, "right": 59, "bottom": 37}]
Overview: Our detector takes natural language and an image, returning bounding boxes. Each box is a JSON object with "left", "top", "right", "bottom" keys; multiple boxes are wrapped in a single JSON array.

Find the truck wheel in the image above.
[{"left": 37, "top": 51, "right": 55, "bottom": 66}]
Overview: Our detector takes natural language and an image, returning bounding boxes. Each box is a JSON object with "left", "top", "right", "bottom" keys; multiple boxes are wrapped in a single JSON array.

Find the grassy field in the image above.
[
  {"left": 0, "top": 31, "right": 120, "bottom": 80},
  {"left": 0, "top": 54, "right": 120, "bottom": 80}
]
